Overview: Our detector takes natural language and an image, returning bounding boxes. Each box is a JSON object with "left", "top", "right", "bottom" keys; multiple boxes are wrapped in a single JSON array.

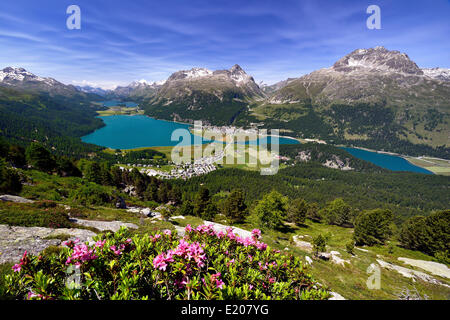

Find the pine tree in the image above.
[
  {"left": 287, "top": 198, "right": 308, "bottom": 225},
  {"left": 223, "top": 189, "right": 248, "bottom": 223},
  {"left": 25, "top": 143, "right": 56, "bottom": 173},
  {"left": 353, "top": 208, "right": 393, "bottom": 246},
  {"left": 254, "top": 190, "right": 288, "bottom": 230}
]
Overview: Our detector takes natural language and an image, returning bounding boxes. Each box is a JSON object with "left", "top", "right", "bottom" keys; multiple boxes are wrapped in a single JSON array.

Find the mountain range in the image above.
[{"left": 1, "top": 46, "right": 449, "bottom": 157}]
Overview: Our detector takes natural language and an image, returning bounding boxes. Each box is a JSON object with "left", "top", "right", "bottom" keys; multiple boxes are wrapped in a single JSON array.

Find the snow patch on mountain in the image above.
[
  {"left": 184, "top": 68, "right": 213, "bottom": 79},
  {"left": 422, "top": 68, "right": 450, "bottom": 81}
]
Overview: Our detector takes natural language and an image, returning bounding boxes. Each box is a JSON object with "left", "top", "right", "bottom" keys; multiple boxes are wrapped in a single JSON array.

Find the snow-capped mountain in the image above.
[
  {"left": 109, "top": 79, "right": 165, "bottom": 99},
  {"left": 0, "top": 67, "right": 60, "bottom": 87},
  {"left": 269, "top": 46, "right": 450, "bottom": 107},
  {"left": 160, "top": 64, "right": 263, "bottom": 99},
  {"left": 75, "top": 85, "right": 108, "bottom": 96},
  {"left": 0, "top": 67, "right": 94, "bottom": 98},
  {"left": 143, "top": 64, "right": 264, "bottom": 124},
  {"left": 422, "top": 68, "right": 450, "bottom": 82}
]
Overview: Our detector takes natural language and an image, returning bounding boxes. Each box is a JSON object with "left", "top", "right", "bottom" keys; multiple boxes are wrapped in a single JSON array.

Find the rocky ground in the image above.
[{"left": 0, "top": 224, "right": 96, "bottom": 264}]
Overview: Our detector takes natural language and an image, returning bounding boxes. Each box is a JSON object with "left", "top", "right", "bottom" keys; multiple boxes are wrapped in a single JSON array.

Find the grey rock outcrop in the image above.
[{"left": 0, "top": 224, "right": 96, "bottom": 264}]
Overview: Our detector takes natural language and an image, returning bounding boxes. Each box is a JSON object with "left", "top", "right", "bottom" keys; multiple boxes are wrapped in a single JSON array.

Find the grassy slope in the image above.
[
  {"left": 1, "top": 167, "right": 449, "bottom": 300},
  {"left": 166, "top": 214, "right": 450, "bottom": 300}
]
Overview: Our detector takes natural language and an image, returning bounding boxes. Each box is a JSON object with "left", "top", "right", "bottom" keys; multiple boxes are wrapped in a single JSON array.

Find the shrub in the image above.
[
  {"left": 160, "top": 205, "right": 175, "bottom": 221},
  {"left": 5, "top": 226, "right": 330, "bottom": 300},
  {"left": 345, "top": 241, "right": 355, "bottom": 255},
  {"left": 0, "top": 202, "right": 73, "bottom": 228},
  {"left": 69, "top": 183, "right": 111, "bottom": 206},
  {"left": 312, "top": 235, "right": 327, "bottom": 257},
  {"left": 434, "top": 251, "right": 449, "bottom": 265},
  {"left": 353, "top": 209, "right": 393, "bottom": 246}
]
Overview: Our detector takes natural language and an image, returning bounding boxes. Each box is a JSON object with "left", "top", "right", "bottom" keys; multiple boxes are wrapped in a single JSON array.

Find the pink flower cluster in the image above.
[
  {"left": 153, "top": 239, "right": 206, "bottom": 271},
  {"left": 251, "top": 229, "right": 262, "bottom": 239},
  {"left": 110, "top": 239, "right": 132, "bottom": 255},
  {"left": 185, "top": 224, "right": 268, "bottom": 251},
  {"left": 202, "top": 272, "right": 224, "bottom": 289},
  {"left": 62, "top": 239, "right": 79, "bottom": 248},
  {"left": 149, "top": 233, "right": 161, "bottom": 242},
  {"left": 65, "top": 243, "right": 97, "bottom": 266},
  {"left": 211, "top": 272, "right": 224, "bottom": 289},
  {"left": 225, "top": 227, "right": 267, "bottom": 250},
  {"left": 12, "top": 251, "right": 28, "bottom": 273},
  {"left": 110, "top": 244, "right": 125, "bottom": 255},
  {"left": 95, "top": 239, "right": 106, "bottom": 249}
]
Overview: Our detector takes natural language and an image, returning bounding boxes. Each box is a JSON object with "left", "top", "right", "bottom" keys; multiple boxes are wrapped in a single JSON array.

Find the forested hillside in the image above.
[
  {"left": 0, "top": 87, "right": 106, "bottom": 157},
  {"left": 175, "top": 164, "right": 450, "bottom": 224}
]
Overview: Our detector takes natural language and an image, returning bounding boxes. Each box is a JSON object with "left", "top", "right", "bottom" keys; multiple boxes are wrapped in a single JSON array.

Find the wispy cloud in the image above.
[{"left": 0, "top": 0, "right": 448, "bottom": 87}]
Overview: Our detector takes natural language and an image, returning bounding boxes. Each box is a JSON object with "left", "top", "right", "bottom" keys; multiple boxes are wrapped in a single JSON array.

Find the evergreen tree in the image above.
[
  {"left": 320, "top": 198, "right": 353, "bottom": 227},
  {"left": 168, "top": 186, "right": 182, "bottom": 205},
  {"left": 307, "top": 202, "right": 321, "bottom": 222},
  {"left": 144, "top": 183, "right": 158, "bottom": 202},
  {"left": 83, "top": 161, "right": 102, "bottom": 184},
  {"left": 287, "top": 198, "right": 308, "bottom": 225},
  {"left": 223, "top": 189, "right": 248, "bottom": 223},
  {"left": 56, "top": 157, "right": 82, "bottom": 177},
  {"left": 178, "top": 200, "right": 194, "bottom": 216},
  {"left": 399, "top": 210, "right": 449, "bottom": 257},
  {"left": 193, "top": 186, "right": 211, "bottom": 217},
  {"left": 157, "top": 183, "right": 171, "bottom": 203},
  {"left": 202, "top": 202, "right": 217, "bottom": 220},
  {"left": 8, "top": 145, "right": 26, "bottom": 168},
  {"left": 353, "top": 208, "right": 393, "bottom": 246},
  {"left": 25, "top": 143, "right": 56, "bottom": 172},
  {"left": 254, "top": 190, "right": 288, "bottom": 230},
  {"left": 110, "top": 166, "right": 124, "bottom": 187},
  {"left": 99, "top": 162, "right": 112, "bottom": 186},
  {"left": 0, "top": 158, "right": 22, "bottom": 194},
  {"left": 312, "top": 234, "right": 327, "bottom": 257}
]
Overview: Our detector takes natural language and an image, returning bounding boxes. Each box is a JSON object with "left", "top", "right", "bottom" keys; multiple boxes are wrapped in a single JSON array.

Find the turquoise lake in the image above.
[
  {"left": 341, "top": 147, "right": 433, "bottom": 174},
  {"left": 81, "top": 115, "right": 300, "bottom": 149},
  {"left": 81, "top": 115, "right": 431, "bottom": 174}
]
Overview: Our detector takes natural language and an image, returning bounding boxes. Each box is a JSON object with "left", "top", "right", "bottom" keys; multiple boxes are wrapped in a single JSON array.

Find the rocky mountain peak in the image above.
[
  {"left": 0, "top": 66, "right": 44, "bottom": 82},
  {"left": 167, "top": 67, "right": 213, "bottom": 81},
  {"left": 229, "top": 64, "right": 252, "bottom": 84},
  {"left": 230, "top": 64, "right": 244, "bottom": 73},
  {"left": 332, "top": 47, "right": 423, "bottom": 75},
  {"left": 422, "top": 68, "right": 450, "bottom": 81}
]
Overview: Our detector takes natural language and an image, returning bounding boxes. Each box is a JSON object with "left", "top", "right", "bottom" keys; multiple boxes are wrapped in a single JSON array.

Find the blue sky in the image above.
[{"left": 0, "top": 0, "right": 449, "bottom": 88}]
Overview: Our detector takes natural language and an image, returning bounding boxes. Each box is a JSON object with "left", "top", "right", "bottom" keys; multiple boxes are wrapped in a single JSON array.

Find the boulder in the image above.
[
  {"left": 70, "top": 218, "right": 138, "bottom": 232},
  {"left": 0, "top": 224, "right": 96, "bottom": 264},
  {"left": 0, "top": 195, "right": 34, "bottom": 203},
  {"left": 292, "top": 236, "right": 313, "bottom": 252},
  {"left": 202, "top": 221, "right": 252, "bottom": 238},
  {"left": 329, "top": 291, "right": 346, "bottom": 300},
  {"left": 318, "top": 252, "right": 331, "bottom": 260}
]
